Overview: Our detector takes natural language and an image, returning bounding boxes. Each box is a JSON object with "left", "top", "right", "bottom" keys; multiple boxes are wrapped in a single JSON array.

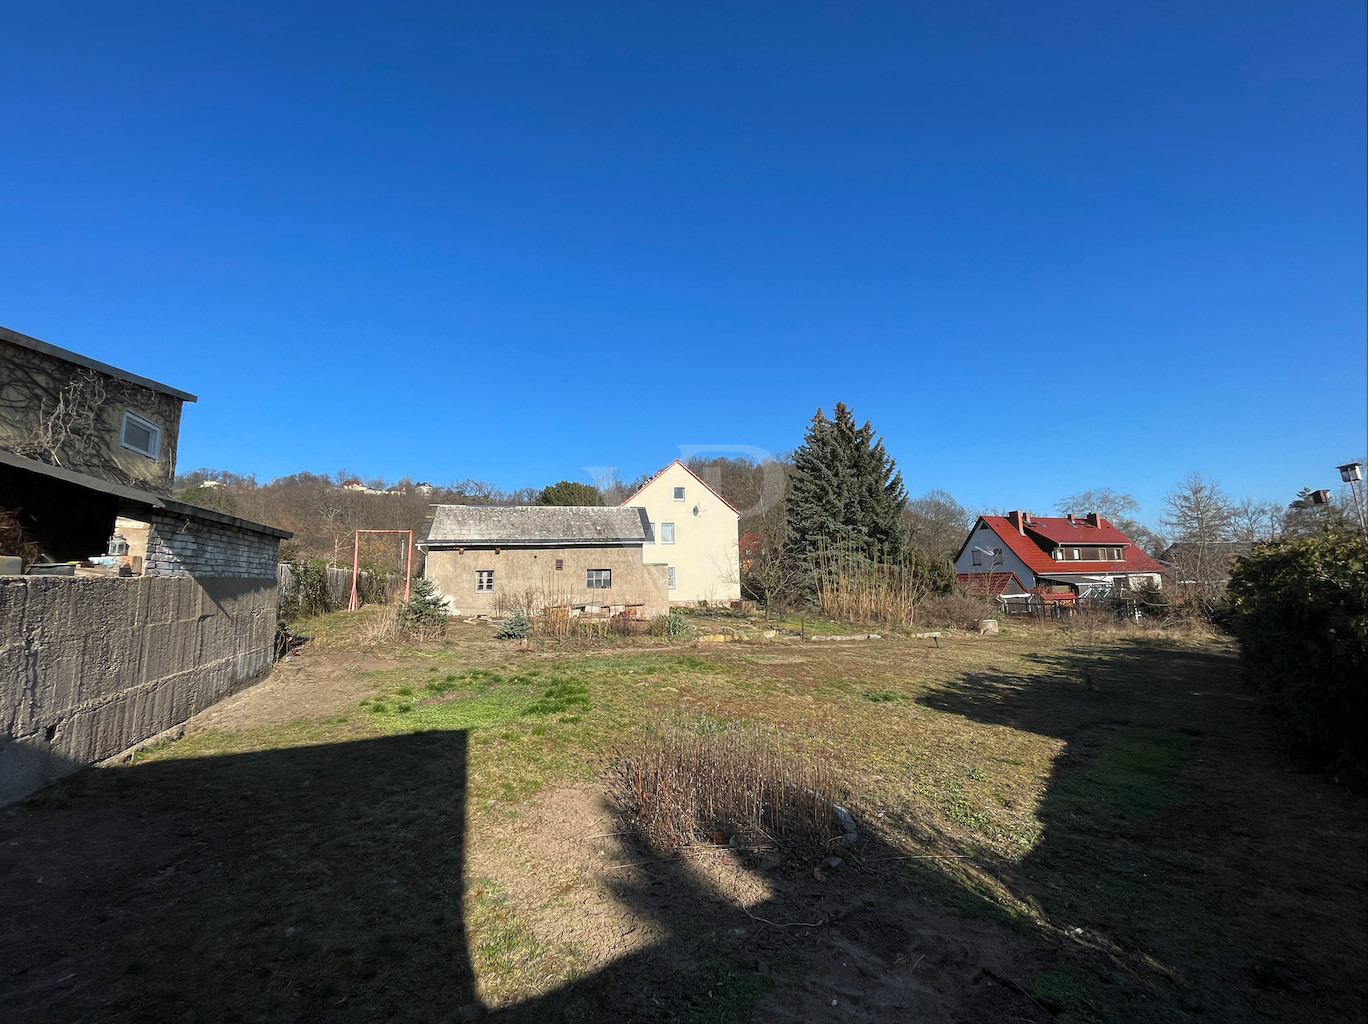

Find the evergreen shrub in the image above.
[{"left": 1228, "top": 532, "right": 1368, "bottom": 779}]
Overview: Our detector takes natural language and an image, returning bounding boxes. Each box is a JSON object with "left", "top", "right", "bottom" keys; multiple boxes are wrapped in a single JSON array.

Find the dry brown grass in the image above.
[{"left": 607, "top": 717, "right": 846, "bottom": 859}]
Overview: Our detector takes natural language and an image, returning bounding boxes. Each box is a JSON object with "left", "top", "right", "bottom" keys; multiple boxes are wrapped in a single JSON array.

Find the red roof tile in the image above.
[
  {"left": 956, "top": 571, "right": 1027, "bottom": 597},
  {"left": 972, "top": 514, "right": 1165, "bottom": 577}
]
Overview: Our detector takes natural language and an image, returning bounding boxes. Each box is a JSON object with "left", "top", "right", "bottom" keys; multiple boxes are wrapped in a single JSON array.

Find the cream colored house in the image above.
[{"left": 620, "top": 461, "right": 741, "bottom": 606}]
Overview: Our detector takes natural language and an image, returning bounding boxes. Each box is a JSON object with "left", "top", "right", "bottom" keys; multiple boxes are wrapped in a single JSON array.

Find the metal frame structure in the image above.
[{"left": 349, "top": 529, "right": 413, "bottom": 611}]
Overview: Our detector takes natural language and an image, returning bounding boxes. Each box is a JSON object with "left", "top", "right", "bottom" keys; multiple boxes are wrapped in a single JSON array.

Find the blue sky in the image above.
[{"left": 3, "top": 2, "right": 1364, "bottom": 527}]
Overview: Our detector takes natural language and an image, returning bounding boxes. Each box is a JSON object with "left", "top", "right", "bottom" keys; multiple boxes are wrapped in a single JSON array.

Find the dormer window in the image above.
[{"left": 120, "top": 411, "right": 161, "bottom": 459}]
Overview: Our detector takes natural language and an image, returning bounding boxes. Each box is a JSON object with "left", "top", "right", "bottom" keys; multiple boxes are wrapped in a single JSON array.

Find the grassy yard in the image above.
[{"left": 2, "top": 612, "right": 1363, "bottom": 1023}]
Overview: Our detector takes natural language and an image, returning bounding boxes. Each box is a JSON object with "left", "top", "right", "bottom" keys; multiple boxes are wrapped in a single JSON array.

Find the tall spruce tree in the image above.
[{"left": 786, "top": 403, "right": 908, "bottom": 561}]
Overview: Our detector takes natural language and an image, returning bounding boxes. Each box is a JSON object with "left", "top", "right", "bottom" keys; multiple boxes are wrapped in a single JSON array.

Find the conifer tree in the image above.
[{"left": 785, "top": 403, "right": 908, "bottom": 561}]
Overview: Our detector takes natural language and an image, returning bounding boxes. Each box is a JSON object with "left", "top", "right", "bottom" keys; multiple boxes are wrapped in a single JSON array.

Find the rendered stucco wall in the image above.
[
  {"left": 0, "top": 574, "right": 278, "bottom": 806},
  {"left": 0, "top": 340, "right": 183, "bottom": 492},
  {"left": 629, "top": 463, "right": 741, "bottom": 605},
  {"left": 426, "top": 545, "right": 669, "bottom": 618}
]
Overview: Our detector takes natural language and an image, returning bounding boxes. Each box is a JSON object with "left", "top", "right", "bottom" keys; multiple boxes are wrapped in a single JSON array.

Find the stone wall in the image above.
[
  {"left": 426, "top": 544, "right": 669, "bottom": 618},
  {"left": 0, "top": 574, "right": 278, "bottom": 805},
  {"left": 145, "top": 511, "right": 280, "bottom": 578}
]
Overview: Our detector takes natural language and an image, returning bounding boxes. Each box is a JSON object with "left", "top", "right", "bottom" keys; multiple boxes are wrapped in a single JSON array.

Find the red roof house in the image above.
[{"left": 953, "top": 510, "right": 1164, "bottom": 598}]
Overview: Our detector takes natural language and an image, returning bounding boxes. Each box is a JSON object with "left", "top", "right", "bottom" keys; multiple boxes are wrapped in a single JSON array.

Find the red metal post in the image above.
[
  {"left": 349, "top": 531, "right": 361, "bottom": 611},
  {"left": 404, "top": 530, "right": 413, "bottom": 602}
]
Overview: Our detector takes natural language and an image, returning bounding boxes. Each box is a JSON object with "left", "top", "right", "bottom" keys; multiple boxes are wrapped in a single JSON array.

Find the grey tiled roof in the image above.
[{"left": 422, "top": 505, "right": 651, "bottom": 548}]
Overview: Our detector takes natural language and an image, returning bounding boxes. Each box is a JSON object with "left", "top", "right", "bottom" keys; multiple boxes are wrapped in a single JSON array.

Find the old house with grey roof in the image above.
[
  {"left": 1, "top": 324, "right": 291, "bottom": 805},
  {"left": 419, "top": 505, "right": 669, "bottom": 618}
]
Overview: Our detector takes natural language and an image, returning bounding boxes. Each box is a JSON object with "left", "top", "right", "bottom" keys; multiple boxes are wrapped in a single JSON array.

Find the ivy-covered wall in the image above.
[{"left": 0, "top": 339, "right": 184, "bottom": 493}]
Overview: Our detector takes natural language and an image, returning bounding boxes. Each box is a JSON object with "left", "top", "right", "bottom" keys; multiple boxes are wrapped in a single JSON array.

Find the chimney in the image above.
[
  {"left": 1007, "top": 510, "right": 1026, "bottom": 535},
  {"left": 1085, "top": 512, "right": 1100, "bottom": 528}
]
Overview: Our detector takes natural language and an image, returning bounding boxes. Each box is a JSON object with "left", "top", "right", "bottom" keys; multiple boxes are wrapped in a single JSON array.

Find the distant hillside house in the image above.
[
  {"left": 619, "top": 461, "right": 741, "bottom": 606},
  {"left": 419, "top": 505, "right": 669, "bottom": 618},
  {"left": 954, "top": 510, "right": 1163, "bottom": 602}
]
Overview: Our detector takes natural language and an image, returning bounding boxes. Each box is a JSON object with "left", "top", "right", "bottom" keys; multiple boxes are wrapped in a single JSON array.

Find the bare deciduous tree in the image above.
[
  {"left": 904, "top": 489, "right": 971, "bottom": 562},
  {"left": 1162, "top": 473, "right": 1235, "bottom": 591}
]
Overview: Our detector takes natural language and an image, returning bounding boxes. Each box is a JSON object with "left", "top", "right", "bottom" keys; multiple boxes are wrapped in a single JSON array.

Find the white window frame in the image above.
[
  {"left": 673, "top": 486, "right": 686, "bottom": 501},
  {"left": 475, "top": 570, "right": 494, "bottom": 592},
  {"left": 667, "top": 566, "right": 676, "bottom": 590},
  {"left": 120, "top": 410, "right": 161, "bottom": 460},
  {"left": 586, "top": 568, "right": 612, "bottom": 589},
  {"left": 661, "top": 522, "right": 675, "bottom": 545}
]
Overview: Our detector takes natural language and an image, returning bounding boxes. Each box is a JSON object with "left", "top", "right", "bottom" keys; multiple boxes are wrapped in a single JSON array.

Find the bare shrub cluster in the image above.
[
  {"left": 919, "top": 592, "right": 998, "bottom": 630},
  {"left": 811, "top": 542, "right": 937, "bottom": 627},
  {"left": 607, "top": 718, "right": 847, "bottom": 859}
]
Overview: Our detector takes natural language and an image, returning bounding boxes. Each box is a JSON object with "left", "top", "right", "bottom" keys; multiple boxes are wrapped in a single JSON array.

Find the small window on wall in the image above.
[
  {"left": 666, "top": 566, "right": 676, "bottom": 590},
  {"left": 555, "top": 558, "right": 564, "bottom": 571},
  {"left": 661, "top": 522, "right": 675, "bottom": 544},
  {"left": 475, "top": 570, "right": 494, "bottom": 592},
  {"left": 586, "top": 568, "right": 612, "bottom": 589},
  {"left": 673, "top": 486, "right": 686, "bottom": 501},
  {"left": 120, "top": 411, "right": 161, "bottom": 459}
]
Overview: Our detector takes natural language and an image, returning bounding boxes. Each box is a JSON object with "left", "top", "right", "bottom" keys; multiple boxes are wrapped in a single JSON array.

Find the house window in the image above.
[
  {"left": 555, "top": 559, "right": 564, "bottom": 571},
  {"left": 586, "top": 568, "right": 611, "bottom": 589},
  {"left": 1112, "top": 547, "right": 1122, "bottom": 560},
  {"left": 120, "top": 411, "right": 161, "bottom": 459},
  {"left": 1071, "top": 548, "right": 1080, "bottom": 560},
  {"left": 475, "top": 570, "right": 494, "bottom": 592},
  {"left": 648, "top": 521, "right": 656, "bottom": 544},
  {"left": 661, "top": 522, "right": 675, "bottom": 544},
  {"left": 673, "top": 486, "right": 686, "bottom": 501},
  {"left": 667, "top": 567, "right": 676, "bottom": 590}
]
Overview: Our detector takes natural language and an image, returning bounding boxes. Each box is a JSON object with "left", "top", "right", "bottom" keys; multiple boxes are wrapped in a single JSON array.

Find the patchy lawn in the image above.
[{"left": 1, "top": 612, "right": 1363, "bottom": 1023}]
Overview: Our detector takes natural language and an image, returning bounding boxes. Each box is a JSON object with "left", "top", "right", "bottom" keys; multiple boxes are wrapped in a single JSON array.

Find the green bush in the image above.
[
  {"left": 1228, "top": 531, "right": 1368, "bottom": 777},
  {"left": 396, "top": 577, "right": 447, "bottom": 637},
  {"left": 281, "top": 558, "right": 333, "bottom": 619},
  {"left": 648, "top": 612, "right": 694, "bottom": 638},
  {"left": 495, "top": 611, "right": 532, "bottom": 640}
]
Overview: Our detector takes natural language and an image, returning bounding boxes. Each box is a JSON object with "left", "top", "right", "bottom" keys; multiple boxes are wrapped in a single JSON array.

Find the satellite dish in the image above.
[{"left": 692, "top": 503, "right": 701, "bottom": 516}]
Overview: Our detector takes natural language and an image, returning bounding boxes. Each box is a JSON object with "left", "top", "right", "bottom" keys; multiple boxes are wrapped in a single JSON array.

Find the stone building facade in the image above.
[{"left": 421, "top": 505, "right": 669, "bottom": 618}]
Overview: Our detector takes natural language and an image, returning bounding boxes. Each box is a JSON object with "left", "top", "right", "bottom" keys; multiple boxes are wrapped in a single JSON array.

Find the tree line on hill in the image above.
[{"left": 174, "top": 416, "right": 1361, "bottom": 608}]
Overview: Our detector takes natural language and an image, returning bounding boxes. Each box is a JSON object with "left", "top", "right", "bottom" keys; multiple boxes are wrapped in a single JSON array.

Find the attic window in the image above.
[
  {"left": 120, "top": 411, "right": 161, "bottom": 459},
  {"left": 673, "top": 486, "right": 686, "bottom": 501}
]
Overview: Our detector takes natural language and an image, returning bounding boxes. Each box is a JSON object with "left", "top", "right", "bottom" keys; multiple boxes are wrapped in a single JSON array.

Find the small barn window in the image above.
[
  {"left": 673, "top": 486, "right": 685, "bottom": 501},
  {"left": 586, "top": 568, "right": 611, "bottom": 589},
  {"left": 555, "top": 558, "right": 564, "bottom": 571},
  {"left": 475, "top": 570, "right": 494, "bottom": 592},
  {"left": 120, "top": 411, "right": 161, "bottom": 459}
]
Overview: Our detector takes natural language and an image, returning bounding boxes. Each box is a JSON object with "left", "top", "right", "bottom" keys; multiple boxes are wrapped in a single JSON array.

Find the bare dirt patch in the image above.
[
  {"left": 474, "top": 785, "right": 1053, "bottom": 1023},
  {"left": 190, "top": 646, "right": 397, "bottom": 731}
]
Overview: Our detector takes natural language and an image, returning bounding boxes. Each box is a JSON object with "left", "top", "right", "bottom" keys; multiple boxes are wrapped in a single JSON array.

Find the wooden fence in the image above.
[{"left": 276, "top": 563, "right": 401, "bottom": 611}]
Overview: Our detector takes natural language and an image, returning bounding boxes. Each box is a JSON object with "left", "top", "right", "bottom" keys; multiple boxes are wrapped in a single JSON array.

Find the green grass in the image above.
[{"left": 10, "top": 619, "right": 1366, "bottom": 1024}]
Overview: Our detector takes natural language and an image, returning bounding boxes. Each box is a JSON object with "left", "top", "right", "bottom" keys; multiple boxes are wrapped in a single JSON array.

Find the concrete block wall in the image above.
[
  {"left": 0, "top": 574, "right": 278, "bottom": 805},
  {"left": 145, "top": 511, "right": 280, "bottom": 578}
]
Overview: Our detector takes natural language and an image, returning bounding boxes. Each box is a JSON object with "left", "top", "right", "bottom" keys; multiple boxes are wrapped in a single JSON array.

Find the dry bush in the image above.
[
  {"left": 919, "top": 592, "right": 998, "bottom": 630},
  {"left": 607, "top": 718, "right": 848, "bottom": 859}
]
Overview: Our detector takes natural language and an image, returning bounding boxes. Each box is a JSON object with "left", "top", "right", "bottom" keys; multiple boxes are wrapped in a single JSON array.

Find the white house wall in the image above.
[
  {"left": 630, "top": 463, "right": 741, "bottom": 605},
  {"left": 953, "top": 522, "right": 1037, "bottom": 588}
]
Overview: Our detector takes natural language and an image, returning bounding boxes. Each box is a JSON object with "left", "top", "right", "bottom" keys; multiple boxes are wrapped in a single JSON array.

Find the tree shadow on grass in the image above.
[
  {"left": 915, "top": 638, "right": 1367, "bottom": 1023},
  {"left": 1, "top": 731, "right": 478, "bottom": 1022},
  {"left": 1, "top": 725, "right": 1051, "bottom": 1024}
]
